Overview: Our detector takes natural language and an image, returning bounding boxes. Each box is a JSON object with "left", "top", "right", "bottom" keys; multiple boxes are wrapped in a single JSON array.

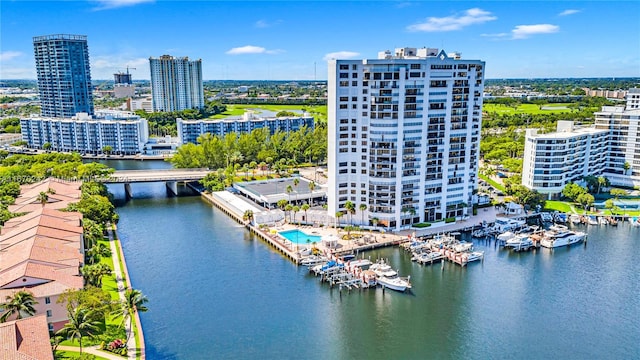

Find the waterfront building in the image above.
[
  {"left": 149, "top": 55, "right": 204, "bottom": 112},
  {"left": 523, "top": 89, "right": 640, "bottom": 196},
  {"left": 328, "top": 47, "right": 485, "bottom": 230},
  {"left": 20, "top": 110, "right": 149, "bottom": 154},
  {"left": 0, "top": 179, "right": 84, "bottom": 333},
  {"left": 33, "top": 34, "right": 94, "bottom": 118},
  {"left": 176, "top": 111, "right": 314, "bottom": 144},
  {"left": 594, "top": 88, "right": 640, "bottom": 188},
  {"left": 522, "top": 121, "right": 608, "bottom": 197}
]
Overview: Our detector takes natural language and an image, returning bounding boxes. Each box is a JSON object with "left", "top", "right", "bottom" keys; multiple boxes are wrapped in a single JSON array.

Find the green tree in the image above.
[
  {"left": 344, "top": 201, "right": 356, "bottom": 225},
  {"left": 57, "top": 307, "right": 101, "bottom": 354},
  {"left": 610, "top": 188, "right": 627, "bottom": 201},
  {"left": 66, "top": 195, "right": 118, "bottom": 225},
  {"left": 371, "top": 217, "right": 379, "bottom": 229},
  {"left": 562, "top": 183, "right": 587, "bottom": 202},
  {"left": 359, "top": 203, "right": 367, "bottom": 225},
  {"left": 85, "top": 243, "right": 112, "bottom": 265},
  {"left": 286, "top": 185, "right": 293, "bottom": 204},
  {"left": 597, "top": 176, "right": 610, "bottom": 194},
  {"left": 243, "top": 209, "right": 254, "bottom": 223},
  {"left": 37, "top": 191, "right": 49, "bottom": 206},
  {"left": 604, "top": 199, "right": 615, "bottom": 214},
  {"left": 277, "top": 199, "right": 288, "bottom": 210},
  {"left": 284, "top": 204, "right": 293, "bottom": 223},
  {"left": 102, "top": 145, "right": 113, "bottom": 155},
  {"left": 81, "top": 263, "right": 112, "bottom": 287},
  {"left": 0, "top": 291, "right": 38, "bottom": 322},
  {"left": 307, "top": 181, "right": 316, "bottom": 205},
  {"left": 301, "top": 203, "right": 310, "bottom": 224},
  {"left": 43, "top": 142, "right": 52, "bottom": 151},
  {"left": 335, "top": 211, "right": 343, "bottom": 228},
  {"left": 292, "top": 205, "right": 300, "bottom": 225},
  {"left": 623, "top": 162, "right": 631, "bottom": 174},
  {"left": 576, "top": 193, "right": 595, "bottom": 211},
  {"left": 57, "top": 287, "right": 113, "bottom": 320},
  {"left": 113, "top": 289, "right": 148, "bottom": 343}
]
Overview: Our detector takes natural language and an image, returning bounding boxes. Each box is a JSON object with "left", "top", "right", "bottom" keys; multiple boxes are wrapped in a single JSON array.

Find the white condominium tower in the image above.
[
  {"left": 328, "top": 47, "right": 485, "bottom": 231},
  {"left": 149, "top": 55, "right": 204, "bottom": 112}
]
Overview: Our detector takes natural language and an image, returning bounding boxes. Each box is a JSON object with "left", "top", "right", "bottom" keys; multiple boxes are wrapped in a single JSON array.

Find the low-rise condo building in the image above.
[
  {"left": 20, "top": 110, "right": 149, "bottom": 154},
  {"left": 522, "top": 121, "right": 608, "bottom": 196},
  {"left": 177, "top": 111, "right": 314, "bottom": 144},
  {"left": 523, "top": 89, "right": 640, "bottom": 196}
]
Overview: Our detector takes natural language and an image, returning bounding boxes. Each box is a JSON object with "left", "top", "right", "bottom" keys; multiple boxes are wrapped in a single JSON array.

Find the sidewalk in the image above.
[
  {"left": 57, "top": 345, "right": 123, "bottom": 360},
  {"left": 107, "top": 228, "right": 140, "bottom": 360}
]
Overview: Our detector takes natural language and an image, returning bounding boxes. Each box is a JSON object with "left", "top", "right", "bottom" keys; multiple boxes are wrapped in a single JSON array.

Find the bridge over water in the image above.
[{"left": 103, "top": 168, "right": 210, "bottom": 198}]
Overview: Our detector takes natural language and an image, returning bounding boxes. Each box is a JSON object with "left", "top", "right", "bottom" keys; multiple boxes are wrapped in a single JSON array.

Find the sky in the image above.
[{"left": 1, "top": 0, "right": 639, "bottom": 80}]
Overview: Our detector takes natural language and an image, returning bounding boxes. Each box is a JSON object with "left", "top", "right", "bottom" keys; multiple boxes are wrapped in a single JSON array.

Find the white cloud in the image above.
[
  {"left": 225, "top": 45, "right": 283, "bottom": 55},
  {"left": 92, "top": 0, "right": 154, "bottom": 10},
  {"left": 512, "top": 24, "right": 559, "bottom": 39},
  {"left": 255, "top": 19, "right": 282, "bottom": 28},
  {"left": 559, "top": 9, "right": 581, "bottom": 16},
  {"left": 407, "top": 8, "right": 496, "bottom": 32},
  {"left": 0, "top": 51, "right": 23, "bottom": 61},
  {"left": 323, "top": 51, "right": 360, "bottom": 61}
]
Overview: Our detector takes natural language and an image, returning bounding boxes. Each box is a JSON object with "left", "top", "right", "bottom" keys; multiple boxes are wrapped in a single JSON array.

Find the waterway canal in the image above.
[{"left": 105, "top": 160, "right": 640, "bottom": 359}]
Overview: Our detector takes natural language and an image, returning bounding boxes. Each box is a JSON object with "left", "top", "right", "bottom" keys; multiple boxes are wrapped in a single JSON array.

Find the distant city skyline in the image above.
[{"left": 1, "top": 1, "right": 638, "bottom": 80}]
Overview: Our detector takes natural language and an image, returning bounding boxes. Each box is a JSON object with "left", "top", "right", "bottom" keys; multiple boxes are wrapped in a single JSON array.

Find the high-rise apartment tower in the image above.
[
  {"left": 149, "top": 55, "right": 204, "bottom": 112},
  {"left": 328, "top": 47, "right": 485, "bottom": 231},
  {"left": 33, "top": 34, "right": 94, "bottom": 117}
]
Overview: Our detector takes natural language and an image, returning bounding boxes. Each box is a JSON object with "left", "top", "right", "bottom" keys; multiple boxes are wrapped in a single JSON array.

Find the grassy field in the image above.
[
  {"left": 543, "top": 200, "right": 640, "bottom": 216},
  {"left": 208, "top": 104, "right": 327, "bottom": 124},
  {"left": 54, "top": 350, "right": 109, "bottom": 360},
  {"left": 479, "top": 174, "right": 506, "bottom": 192},
  {"left": 544, "top": 200, "right": 575, "bottom": 213},
  {"left": 484, "top": 103, "right": 575, "bottom": 115}
]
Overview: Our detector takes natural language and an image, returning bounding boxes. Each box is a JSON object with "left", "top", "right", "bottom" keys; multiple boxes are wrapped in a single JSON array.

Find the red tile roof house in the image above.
[
  {"left": 0, "top": 315, "right": 54, "bottom": 359},
  {"left": 0, "top": 179, "right": 84, "bottom": 334}
]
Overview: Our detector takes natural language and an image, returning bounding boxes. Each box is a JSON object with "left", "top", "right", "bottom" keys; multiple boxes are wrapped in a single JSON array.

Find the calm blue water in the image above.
[
  {"left": 108, "top": 161, "right": 640, "bottom": 360},
  {"left": 279, "top": 229, "right": 322, "bottom": 244}
]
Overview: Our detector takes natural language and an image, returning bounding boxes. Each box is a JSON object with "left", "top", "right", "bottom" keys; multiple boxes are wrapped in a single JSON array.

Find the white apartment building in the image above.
[
  {"left": 328, "top": 47, "right": 485, "bottom": 231},
  {"left": 594, "top": 88, "right": 640, "bottom": 188},
  {"left": 523, "top": 89, "right": 640, "bottom": 196},
  {"left": 149, "top": 55, "right": 204, "bottom": 112},
  {"left": 20, "top": 110, "right": 149, "bottom": 154},
  {"left": 177, "top": 111, "right": 314, "bottom": 144},
  {"left": 522, "top": 121, "right": 608, "bottom": 197}
]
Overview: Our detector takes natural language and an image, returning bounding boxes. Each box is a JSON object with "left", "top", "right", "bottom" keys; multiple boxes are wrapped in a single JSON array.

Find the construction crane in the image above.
[{"left": 114, "top": 66, "right": 136, "bottom": 85}]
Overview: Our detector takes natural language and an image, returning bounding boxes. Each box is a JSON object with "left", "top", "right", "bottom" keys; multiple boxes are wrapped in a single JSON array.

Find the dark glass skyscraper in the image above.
[{"left": 33, "top": 34, "right": 94, "bottom": 117}]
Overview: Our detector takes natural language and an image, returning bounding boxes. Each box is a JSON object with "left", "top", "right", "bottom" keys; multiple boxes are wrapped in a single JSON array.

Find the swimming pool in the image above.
[{"left": 278, "top": 229, "right": 322, "bottom": 244}]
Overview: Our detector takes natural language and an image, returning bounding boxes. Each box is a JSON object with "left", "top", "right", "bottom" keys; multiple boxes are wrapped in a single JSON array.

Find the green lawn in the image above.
[
  {"left": 207, "top": 104, "right": 327, "bottom": 124},
  {"left": 479, "top": 174, "right": 506, "bottom": 192},
  {"left": 484, "top": 103, "right": 580, "bottom": 115},
  {"left": 54, "top": 350, "right": 110, "bottom": 360},
  {"left": 544, "top": 200, "right": 574, "bottom": 213}
]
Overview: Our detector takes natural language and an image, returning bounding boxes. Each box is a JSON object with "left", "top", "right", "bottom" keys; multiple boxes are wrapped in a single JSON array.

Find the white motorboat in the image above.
[
  {"left": 463, "top": 251, "right": 484, "bottom": 263},
  {"left": 569, "top": 214, "right": 581, "bottom": 224},
  {"left": 472, "top": 229, "right": 488, "bottom": 238},
  {"left": 369, "top": 259, "right": 397, "bottom": 277},
  {"left": 505, "top": 234, "right": 534, "bottom": 250},
  {"left": 540, "top": 226, "right": 586, "bottom": 248},
  {"left": 497, "top": 231, "right": 516, "bottom": 243},
  {"left": 377, "top": 274, "right": 411, "bottom": 292},
  {"left": 587, "top": 216, "right": 599, "bottom": 225},
  {"left": 540, "top": 212, "right": 554, "bottom": 222},
  {"left": 348, "top": 259, "right": 372, "bottom": 270},
  {"left": 493, "top": 218, "right": 527, "bottom": 233},
  {"left": 416, "top": 251, "right": 443, "bottom": 264},
  {"left": 599, "top": 217, "right": 609, "bottom": 225},
  {"left": 453, "top": 241, "right": 473, "bottom": 253},
  {"left": 301, "top": 255, "right": 328, "bottom": 267}
]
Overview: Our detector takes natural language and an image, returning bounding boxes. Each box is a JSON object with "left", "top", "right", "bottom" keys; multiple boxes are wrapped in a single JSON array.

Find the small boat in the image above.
[
  {"left": 570, "top": 214, "right": 581, "bottom": 224},
  {"left": 348, "top": 259, "right": 372, "bottom": 270},
  {"left": 540, "top": 225, "right": 586, "bottom": 248},
  {"left": 497, "top": 231, "right": 516, "bottom": 244},
  {"left": 301, "top": 255, "right": 328, "bottom": 266},
  {"left": 554, "top": 213, "right": 568, "bottom": 224},
  {"left": 631, "top": 217, "right": 640, "bottom": 227},
  {"left": 608, "top": 217, "right": 618, "bottom": 226},
  {"left": 463, "top": 251, "right": 484, "bottom": 263},
  {"left": 587, "top": 216, "right": 599, "bottom": 225},
  {"left": 599, "top": 217, "right": 609, "bottom": 226},
  {"left": 505, "top": 234, "right": 534, "bottom": 251},
  {"left": 453, "top": 241, "right": 473, "bottom": 253},
  {"left": 493, "top": 218, "right": 527, "bottom": 232},
  {"left": 416, "top": 251, "right": 443, "bottom": 264},
  {"left": 377, "top": 274, "right": 411, "bottom": 292},
  {"left": 341, "top": 254, "right": 356, "bottom": 262},
  {"left": 472, "top": 229, "right": 488, "bottom": 238},
  {"left": 540, "top": 212, "right": 554, "bottom": 222}
]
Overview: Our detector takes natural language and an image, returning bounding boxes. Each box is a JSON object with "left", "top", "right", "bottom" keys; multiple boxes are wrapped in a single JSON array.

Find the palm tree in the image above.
[
  {"left": 249, "top": 161, "right": 257, "bottom": 178},
  {"left": 408, "top": 207, "right": 417, "bottom": 226},
  {"left": 308, "top": 181, "right": 316, "bottom": 205},
  {"left": 301, "top": 203, "right": 310, "bottom": 224},
  {"left": 121, "top": 289, "right": 148, "bottom": 342},
  {"left": 243, "top": 210, "right": 254, "bottom": 224},
  {"left": 277, "top": 199, "right": 288, "bottom": 211},
  {"left": 344, "top": 201, "right": 355, "bottom": 225},
  {"left": 0, "top": 291, "right": 38, "bottom": 322},
  {"left": 292, "top": 205, "right": 300, "bottom": 225},
  {"left": 37, "top": 191, "right": 48, "bottom": 206},
  {"left": 335, "top": 211, "right": 343, "bottom": 228},
  {"left": 57, "top": 307, "right": 101, "bottom": 354},
  {"left": 285, "top": 204, "right": 293, "bottom": 223},
  {"left": 597, "top": 176, "right": 609, "bottom": 194},
  {"left": 81, "top": 263, "right": 112, "bottom": 287},
  {"left": 86, "top": 243, "right": 112, "bottom": 265},
  {"left": 371, "top": 217, "right": 379, "bottom": 230},
  {"left": 359, "top": 203, "right": 367, "bottom": 225},
  {"left": 293, "top": 177, "right": 300, "bottom": 194},
  {"left": 286, "top": 185, "right": 293, "bottom": 205},
  {"left": 623, "top": 161, "right": 631, "bottom": 175}
]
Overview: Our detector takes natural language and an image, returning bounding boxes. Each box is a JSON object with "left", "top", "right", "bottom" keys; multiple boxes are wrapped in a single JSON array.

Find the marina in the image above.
[{"left": 103, "top": 160, "right": 640, "bottom": 359}]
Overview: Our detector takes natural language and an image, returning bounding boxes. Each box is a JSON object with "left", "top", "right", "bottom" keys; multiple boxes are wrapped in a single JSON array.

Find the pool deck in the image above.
[{"left": 202, "top": 190, "right": 504, "bottom": 264}]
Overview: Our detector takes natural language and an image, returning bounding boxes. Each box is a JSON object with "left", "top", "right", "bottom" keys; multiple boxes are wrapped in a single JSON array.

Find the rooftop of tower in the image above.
[
  {"left": 377, "top": 47, "right": 462, "bottom": 60},
  {"left": 33, "top": 34, "right": 87, "bottom": 42}
]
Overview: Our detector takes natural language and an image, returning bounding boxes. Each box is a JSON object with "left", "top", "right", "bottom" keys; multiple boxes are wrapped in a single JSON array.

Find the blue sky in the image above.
[{"left": 1, "top": 1, "right": 639, "bottom": 80}]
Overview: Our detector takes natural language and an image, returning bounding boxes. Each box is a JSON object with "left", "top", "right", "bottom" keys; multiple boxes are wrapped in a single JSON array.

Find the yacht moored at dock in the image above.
[{"left": 540, "top": 225, "right": 586, "bottom": 248}]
